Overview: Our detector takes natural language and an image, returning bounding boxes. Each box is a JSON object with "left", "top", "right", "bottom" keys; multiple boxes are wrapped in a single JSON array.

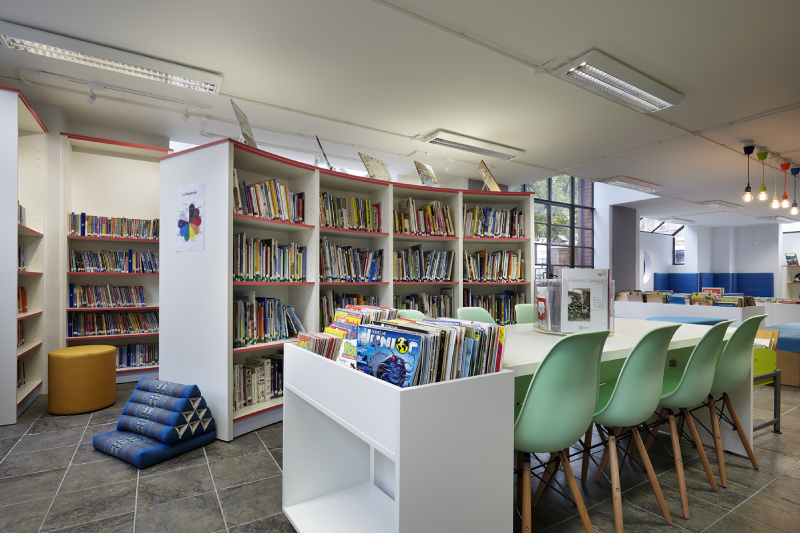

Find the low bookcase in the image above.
[{"left": 282, "top": 343, "right": 513, "bottom": 533}]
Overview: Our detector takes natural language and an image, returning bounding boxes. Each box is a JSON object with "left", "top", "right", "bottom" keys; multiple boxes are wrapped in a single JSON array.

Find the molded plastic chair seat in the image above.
[
  {"left": 515, "top": 303, "right": 535, "bottom": 324},
  {"left": 396, "top": 309, "right": 426, "bottom": 319},
  {"left": 457, "top": 306, "right": 495, "bottom": 323}
]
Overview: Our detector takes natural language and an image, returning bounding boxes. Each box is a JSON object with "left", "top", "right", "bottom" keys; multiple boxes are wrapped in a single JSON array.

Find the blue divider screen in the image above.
[
  {"left": 669, "top": 273, "right": 700, "bottom": 294},
  {"left": 650, "top": 272, "right": 772, "bottom": 297},
  {"left": 699, "top": 273, "right": 714, "bottom": 290},
  {"left": 734, "top": 273, "right": 773, "bottom": 297},
  {"left": 712, "top": 273, "right": 733, "bottom": 294},
  {"left": 653, "top": 273, "right": 670, "bottom": 291}
]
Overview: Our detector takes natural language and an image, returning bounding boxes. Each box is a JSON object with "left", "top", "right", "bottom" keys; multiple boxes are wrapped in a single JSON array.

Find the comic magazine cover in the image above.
[{"left": 356, "top": 326, "right": 423, "bottom": 388}]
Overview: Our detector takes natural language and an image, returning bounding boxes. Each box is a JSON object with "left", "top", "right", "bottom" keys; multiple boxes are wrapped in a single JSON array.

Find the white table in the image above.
[
  {"left": 613, "top": 302, "right": 766, "bottom": 328},
  {"left": 502, "top": 318, "right": 752, "bottom": 457}
]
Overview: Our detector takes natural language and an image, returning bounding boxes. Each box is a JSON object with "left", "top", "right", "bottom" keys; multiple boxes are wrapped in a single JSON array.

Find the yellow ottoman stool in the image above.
[{"left": 48, "top": 346, "right": 116, "bottom": 415}]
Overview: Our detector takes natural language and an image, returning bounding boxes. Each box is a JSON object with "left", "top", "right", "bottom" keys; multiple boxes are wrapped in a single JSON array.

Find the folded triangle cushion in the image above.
[
  {"left": 129, "top": 390, "right": 207, "bottom": 413},
  {"left": 93, "top": 429, "right": 216, "bottom": 468},
  {"left": 135, "top": 377, "right": 201, "bottom": 399},
  {"left": 117, "top": 414, "right": 216, "bottom": 444},
  {"left": 122, "top": 401, "right": 199, "bottom": 426}
]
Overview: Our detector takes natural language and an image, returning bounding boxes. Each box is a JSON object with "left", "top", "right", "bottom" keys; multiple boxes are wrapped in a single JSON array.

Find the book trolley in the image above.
[
  {"left": 1, "top": 87, "right": 48, "bottom": 423},
  {"left": 158, "top": 138, "right": 534, "bottom": 441}
]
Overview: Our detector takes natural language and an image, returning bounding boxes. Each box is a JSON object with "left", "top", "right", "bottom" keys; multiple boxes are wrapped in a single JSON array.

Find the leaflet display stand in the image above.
[{"left": 282, "top": 343, "right": 513, "bottom": 533}]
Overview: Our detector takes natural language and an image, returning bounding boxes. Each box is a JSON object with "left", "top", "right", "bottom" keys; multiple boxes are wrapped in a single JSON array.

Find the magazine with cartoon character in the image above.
[{"left": 356, "top": 326, "right": 423, "bottom": 388}]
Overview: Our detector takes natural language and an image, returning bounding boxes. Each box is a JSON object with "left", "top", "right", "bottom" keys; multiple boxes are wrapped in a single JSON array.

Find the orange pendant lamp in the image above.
[{"left": 782, "top": 160, "right": 792, "bottom": 208}]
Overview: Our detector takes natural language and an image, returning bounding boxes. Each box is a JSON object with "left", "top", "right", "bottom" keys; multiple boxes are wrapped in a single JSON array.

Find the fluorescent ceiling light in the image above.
[
  {"left": 414, "top": 130, "right": 524, "bottom": 161},
  {"left": 0, "top": 21, "right": 221, "bottom": 94},
  {"left": 600, "top": 175, "right": 662, "bottom": 194},
  {"left": 552, "top": 49, "right": 684, "bottom": 113},
  {"left": 696, "top": 200, "right": 742, "bottom": 212},
  {"left": 759, "top": 216, "right": 796, "bottom": 223}
]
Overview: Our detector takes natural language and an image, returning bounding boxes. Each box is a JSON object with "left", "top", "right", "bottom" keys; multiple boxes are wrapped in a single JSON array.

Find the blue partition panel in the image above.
[
  {"left": 651, "top": 272, "right": 772, "bottom": 296},
  {"left": 699, "top": 273, "right": 714, "bottom": 290},
  {"left": 711, "top": 273, "right": 733, "bottom": 294},
  {"left": 653, "top": 273, "right": 670, "bottom": 292},
  {"left": 734, "top": 273, "right": 773, "bottom": 297},
  {"left": 669, "top": 273, "right": 700, "bottom": 294}
]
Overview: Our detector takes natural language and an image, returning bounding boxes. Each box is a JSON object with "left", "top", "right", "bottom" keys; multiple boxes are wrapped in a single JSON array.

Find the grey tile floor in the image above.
[
  {"left": 0, "top": 382, "right": 293, "bottom": 533},
  {"left": 516, "top": 384, "right": 800, "bottom": 532}
]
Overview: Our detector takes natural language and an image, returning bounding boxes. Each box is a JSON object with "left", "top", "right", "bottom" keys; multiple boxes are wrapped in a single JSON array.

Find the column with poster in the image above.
[{"left": 176, "top": 183, "right": 204, "bottom": 252}]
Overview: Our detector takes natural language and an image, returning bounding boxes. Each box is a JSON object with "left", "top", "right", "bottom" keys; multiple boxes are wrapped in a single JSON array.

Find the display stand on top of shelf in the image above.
[
  {"left": 1, "top": 87, "right": 47, "bottom": 425},
  {"left": 282, "top": 344, "right": 513, "bottom": 533},
  {"left": 61, "top": 133, "right": 168, "bottom": 383},
  {"left": 158, "top": 138, "right": 534, "bottom": 440}
]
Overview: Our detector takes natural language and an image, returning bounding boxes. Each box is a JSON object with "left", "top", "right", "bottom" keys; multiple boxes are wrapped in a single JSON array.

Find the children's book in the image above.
[
  {"left": 787, "top": 253, "right": 799, "bottom": 266},
  {"left": 477, "top": 161, "right": 501, "bottom": 192},
  {"left": 536, "top": 285, "right": 549, "bottom": 331},
  {"left": 356, "top": 325, "right": 423, "bottom": 388},
  {"left": 359, "top": 153, "right": 393, "bottom": 181},
  {"left": 414, "top": 161, "right": 440, "bottom": 188}
]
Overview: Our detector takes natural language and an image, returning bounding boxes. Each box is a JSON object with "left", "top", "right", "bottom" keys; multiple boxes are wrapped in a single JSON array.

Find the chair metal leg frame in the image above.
[
  {"left": 631, "top": 427, "right": 673, "bottom": 525},
  {"left": 640, "top": 407, "right": 669, "bottom": 460},
  {"left": 753, "top": 370, "right": 782, "bottom": 434},
  {"left": 581, "top": 425, "right": 593, "bottom": 484},
  {"left": 558, "top": 450, "right": 595, "bottom": 533},
  {"left": 723, "top": 392, "right": 760, "bottom": 471},
  {"left": 680, "top": 407, "right": 719, "bottom": 492},
  {"left": 667, "top": 412, "right": 691, "bottom": 519},
  {"left": 607, "top": 433, "right": 624, "bottom": 533}
]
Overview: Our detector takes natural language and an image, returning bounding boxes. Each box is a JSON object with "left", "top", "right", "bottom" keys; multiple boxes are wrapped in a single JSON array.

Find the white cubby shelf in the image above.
[
  {"left": 158, "top": 138, "right": 534, "bottom": 440},
  {"left": 282, "top": 344, "right": 513, "bottom": 533}
]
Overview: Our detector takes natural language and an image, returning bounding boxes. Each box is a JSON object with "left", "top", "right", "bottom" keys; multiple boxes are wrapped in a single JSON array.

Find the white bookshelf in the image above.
[
  {"left": 61, "top": 133, "right": 167, "bottom": 383},
  {"left": 1, "top": 87, "right": 47, "bottom": 424},
  {"left": 158, "top": 139, "right": 534, "bottom": 441},
  {"left": 282, "top": 343, "right": 513, "bottom": 533}
]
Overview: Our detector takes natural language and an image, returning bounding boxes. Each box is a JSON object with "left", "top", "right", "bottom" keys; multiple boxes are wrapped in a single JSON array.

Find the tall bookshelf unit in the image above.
[
  {"left": 159, "top": 139, "right": 534, "bottom": 441},
  {"left": 61, "top": 134, "right": 168, "bottom": 383},
  {"left": 1, "top": 87, "right": 48, "bottom": 425}
]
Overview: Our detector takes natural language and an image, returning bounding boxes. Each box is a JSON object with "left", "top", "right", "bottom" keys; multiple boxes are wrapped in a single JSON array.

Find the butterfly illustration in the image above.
[{"left": 178, "top": 203, "right": 202, "bottom": 241}]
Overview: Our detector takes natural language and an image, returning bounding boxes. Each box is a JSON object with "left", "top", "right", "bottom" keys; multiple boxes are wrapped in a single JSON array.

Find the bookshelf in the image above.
[
  {"left": 1, "top": 87, "right": 47, "bottom": 425},
  {"left": 158, "top": 139, "right": 534, "bottom": 441},
  {"left": 61, "top": 133, "right": 168, "bottom": 383}
]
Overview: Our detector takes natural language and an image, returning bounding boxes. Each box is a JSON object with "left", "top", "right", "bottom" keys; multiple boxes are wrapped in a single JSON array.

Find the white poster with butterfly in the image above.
[{"left": 176, "top": 183, "right": 205, "bottom": 252}]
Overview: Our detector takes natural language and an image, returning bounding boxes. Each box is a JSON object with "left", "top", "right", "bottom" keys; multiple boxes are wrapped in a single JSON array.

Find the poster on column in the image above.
[{"left": 176, "top": 183, "right": 204, "bottom": 252}]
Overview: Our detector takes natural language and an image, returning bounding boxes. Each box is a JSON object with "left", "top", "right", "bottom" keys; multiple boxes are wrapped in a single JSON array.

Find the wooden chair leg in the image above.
[
  {"left": 581, "top": 425, "right": 593, "bottom": 484},
  {"left": 595, "top": 427, "right": 621, "bottom": 481},
  {"left": 559, "top": 450, "right": 594, "bottom": 533},
  {"left": 708, "top": 395, "right": 727, "bottom": 488},
  {"left": 516, "top": 451, "right": 524, "bottom": 513},
  {"left": 631, "top": 426, "right": 672, "bottom": 525},
  {"left": 607, "top": 431, "right": 624, "bottom": 533},
  {"left": 724, "top": 392, "right": 760, "bottom": 470},
  {"left": 681, "top": 408, "right": 718, "bottom": 492},
  {"left": 643, "top": 407, "right": 668, "bottom": 455},
  {"left": 521, "top": 452, "right": 532, "bottom": 532},
  {"left": 532, "top": 453, "right": 558, "bottom": 507},
  {"left": 668, "top": 413, "right": 690, "bottom": 519}
]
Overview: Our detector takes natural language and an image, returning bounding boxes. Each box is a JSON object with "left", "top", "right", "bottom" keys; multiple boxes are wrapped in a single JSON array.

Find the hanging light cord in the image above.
[
  {"left": 794, "top": 172, "right": 796, "bottom": 202},
  {"left": 785, "top": 168, "right": 788, "bottom": 196},
  {"left": 762, "top": 160, "right": 766, "bottom": 188}
]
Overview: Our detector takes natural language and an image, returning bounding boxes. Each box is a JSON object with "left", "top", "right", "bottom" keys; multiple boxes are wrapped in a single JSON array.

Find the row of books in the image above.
[
  {"left": 18, "top": 246, "right": 27, "bottom": 271},
  {"left": 68, "top": 212, "right": 159, "bottom": 240},
  {"left": 320, "top": 238, "right": 383, "bottom": 282},
  {"left": 393, "top": 198, "right": 455, "bottom": 236},
  {"left": 68, "top": 284, "right": 147, "bottom": 309},
  {"left": 116, "top": 344, "right": 159, "bottom": 369},
  {"left": 233, "top": 234, "right": 307, "bottom": 282},
  {"left": 233, "top": 292, "right": 306, "bottom": 346},
  {"left": 393, "top": 289, "right": 454, "bottom": 318},
  {"left": 233, "top": 356, "right": 284, "bottom": 411},
  {"left": 393, "top": 246, "right": 455, "bottom": 282},
  {"left": 463, "top": 249, "right": 524, "bottom": 282},
  {"left": 463, "top": 206, "right": 525, "bottom": 238},
  {"left": 320, "top": 192, "right": 381, "bottom": 232},
  {"left": 67, "top": 311, "right": 159, "bottom": 338},
  {"left": 18, "top": 287, "right": 28, "bottom": 314},
  {"left": 18, "top": 201, "right": 26, "bottom": 227},
  {"left": 17, "top": 360, "right": 26, "bottom": 389},
  {"left": 320, "top": 290, "right": 379, "bottom": 330},
  {"left": 17, "top": 322, "right": 24, "bottom": 347},
  {"left": 68, "top": 250, "right": 159, "bottom": 274},
  {"left": 464, "top": 290, "right": 526, "bottom": 325},
  {"left": 233, "top": 172, "right": 304, "bottom": 223}
]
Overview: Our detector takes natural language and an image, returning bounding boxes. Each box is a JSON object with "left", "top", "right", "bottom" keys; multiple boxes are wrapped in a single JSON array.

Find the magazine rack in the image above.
[{"left": 282, "top": 343, "right": 513, "bottom": 533}]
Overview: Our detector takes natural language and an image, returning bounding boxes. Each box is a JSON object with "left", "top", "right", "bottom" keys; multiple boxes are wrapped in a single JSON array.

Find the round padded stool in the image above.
[{"left": 48, "top": 345, "right": 116, "bottom": 415}]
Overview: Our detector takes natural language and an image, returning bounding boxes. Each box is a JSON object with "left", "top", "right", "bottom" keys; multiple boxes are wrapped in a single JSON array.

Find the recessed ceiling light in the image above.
[
  {"left": 552, "top": 49, "right": 684, "bottom": 113},
  {"left": 759, "top": 216, "right": 796, "bottom": 223},
  {"left": 695, "top": 200, "right": 742, "bottom": 212},
  {"left": 414, "top": 130, "right": 524, "bottom": 161},
  {"left": 0, "top": 20, "right": 222, "bottom": 94},
  {"left": 600, "top": 175, "right": 662, "bottom": 194}
]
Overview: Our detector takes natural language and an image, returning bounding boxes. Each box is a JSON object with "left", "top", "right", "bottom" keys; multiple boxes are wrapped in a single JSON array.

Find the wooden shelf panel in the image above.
[
  {"left": 233, "top": 338, "right": 296, "bottom": 353},
  {"left": 68, "top": 306, "right": 159, "bottom": 312},
  {"left": 463, "top": 237, "right": 529, "bottom": 242},
  {"left": 232, "top": 213, "right": 314, "bottom": 231},
  {"left": 16, "top": 380, "right": 42, "bottom": 406},
  {"left": 320, "top": 282, "right": 388, "bottom": 285},
  {"left": 117, "top": 365, "right": 159, "bottom": 374},
  {"left": 17, "top": 310, "right": 42, "bottom": 321},
  {"left": 232, "top": 281, "right": 312, "bottom": 286},
  {"left": 17, "top": 342, "right": 42, "bottom": 360},
  {"left": 68, "top": 272, "right": 159, "bottom": 276},
  {"left": 68, "top": 235, "right": 159, "bottom": 243},
  {"left": 394, "top": 281, "right": 458, "bottom": 285},
  {"left": 232, "top": 397, "right": 284, "bottom": 422},
  {"left": 67, "top": 332, "right": 159, "bottom": 341},
  {"left": 393, "top": 233, "right": 457, "bottom": 241},
  {"left": 18, "top": 224, "right": 42, "bottom": 237},
  {"left": 319, "top": 227, "right": 388, "bottom": 238},
  {"left": 463, "top": 281, "right": 530, "bottom": 285},
  {"left": 18, "top": 271, "right": 42, "bottom": 276}
]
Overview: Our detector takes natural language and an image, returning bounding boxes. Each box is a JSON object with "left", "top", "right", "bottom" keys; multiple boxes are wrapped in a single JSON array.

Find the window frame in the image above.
[{"left": 672, "top": 229, "right": 685, "bottom": 266}]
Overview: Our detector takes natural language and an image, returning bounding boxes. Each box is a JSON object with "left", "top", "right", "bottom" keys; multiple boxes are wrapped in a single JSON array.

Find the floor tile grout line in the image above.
[
  {"left": 218, "top": 509, "right": 285, "bottom": 532},
  {"left": 6, "top": 442, "right": 85, "bottom": 457},
  {"left": 36, "top": 417, "right": 92, "bottom": 533},
  {"left": 132, "top": 468, "right": 139, "bottom": 532},
  {"left": 0, "top": 407, "right": 48, "bottom": 464},
  {"left": 133, "top": 488, "right": 218, "bottom": 513},
  {"left": 255, "top": 430, "right": 282, "bottom": 474},
  {"left": 204, "top": 447, "right": 230, "bottom": 533},
  {"left": 215, "top": 472, "right": 283, "bottom": 493},
  {"left": 42, "top": 510, "right": 135, "bottom": 533}
]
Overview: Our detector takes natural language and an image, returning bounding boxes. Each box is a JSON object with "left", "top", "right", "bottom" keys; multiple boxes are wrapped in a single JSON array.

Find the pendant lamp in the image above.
[
  {"left": 743, "top": 143, "right": 755, "bottom": 201},
  {"left": 758, "top": 150, "right": 769, "bottom": 200},
  {"left": 792, "top": 164, "right": 800, "bottom": 215},
  {"left": 782, "top": 160, "right": 791, "bottom": 208}
]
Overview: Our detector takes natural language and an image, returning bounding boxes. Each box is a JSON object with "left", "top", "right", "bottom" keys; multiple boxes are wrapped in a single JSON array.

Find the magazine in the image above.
[
  {"left": 536, "top": 285, "right": 549, "bottom": 331},
  {"left": 356, "top": 325, "right": 423, "bottom": 388},
  {"left": 477, "top": 161, "right": 501, "bottom": 192},
  {"left": 359, "top": 153, "right": 393, "bottom": 181},
  {"left": 414, "top": 161, "right": 440, "bottom": 188},
  {"left": 787, "top": 253, "right": 799, "bottom": 266}
]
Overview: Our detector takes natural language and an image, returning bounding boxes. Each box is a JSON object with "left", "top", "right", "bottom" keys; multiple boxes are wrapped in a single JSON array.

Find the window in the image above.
[
  {"left": 673, "top": 235, "right": 685, "bottom": 265},
  {"left": 514, "top": 176, "right": 593, "bottom": 279},
  {"left": 640, "top": 217, "right": 685, "bottom": 265},
  {"left": 783, "top": 222, "right": 800, "bottom": 233}
]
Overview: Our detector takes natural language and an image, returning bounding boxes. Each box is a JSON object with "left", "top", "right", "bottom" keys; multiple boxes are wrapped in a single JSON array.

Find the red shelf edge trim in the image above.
[
  {"left": 18, "top": 224, "right": 43, "bottom": 237},
  {"left": 394, "top": 281, "right": 458, "bottom": 284},
  {"left": 1, "top": 87, "right": 48, "bottom": 133},
  {"left": 233, "top": 402, "right": 283, "bottom": 422},
  {"left": 232, "top": 281, "right": 313, "bottom": 285},
  {"left": 17, "top": 342, "right": 42, "bottom": 360},
  {"left": 68, "top": 272, "right": 159, "bottom": 276},
  {"left": 18, "top": 271, "right": 43, "bottom": 276},
  {"left": 233, "top": 213, "right": 314, "bottom": 229},
  {"left": 17, "top": 311, "right": 42, "bottom": 321},
  {"left": 60, "top": 133, "right": 170, "bottom": 153},
  {"left": 116, "top": 366, "right": 159, "bottom": 374},
  {"left": 463, "top": 282, "right": 530, "bottom": 285},
  {"left": 393, "top": 233, "right": 457, "bottom": 239},
  {"left": 463, "top": 237, "right": 529, "bottom": 241},
  {"left": 68, "top": 235, "right": 159, "bottom": 243},
  {"left": 320, "top": 282, "right": 388, "bottom": 285},
  {"left": 67, "top": 333, "right": 159, "bottom": 340},
  {"left": 16, "top": 381, "right": 42, "bottom": 406},
  {"left": 320, "top": 227, "right": 388, "bottom": 236},
  {"left": 233, "top": 340, "right": 292, "bottom": 353},
  {"left": 68, "top": 307, "right": 159, "bottom": 311}
]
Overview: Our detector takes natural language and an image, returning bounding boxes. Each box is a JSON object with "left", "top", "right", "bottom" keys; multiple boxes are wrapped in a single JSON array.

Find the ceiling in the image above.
[{"left": 1, "top": 0, "right": 799, "bottom": 225}]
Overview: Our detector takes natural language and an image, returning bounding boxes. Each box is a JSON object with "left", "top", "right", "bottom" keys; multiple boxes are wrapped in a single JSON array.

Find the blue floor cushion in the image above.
[{"left": 93, "top": 429, "right": 216, "bottom": 468}]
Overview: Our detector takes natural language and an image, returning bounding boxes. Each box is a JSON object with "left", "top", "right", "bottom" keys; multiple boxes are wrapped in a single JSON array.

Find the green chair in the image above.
[
  {"left": 457, "top": 306, "right": 495, "bottom": 323},
  {"left": 643, "top": 319, "right": 733, "bottom": 520},
  {"left": 396, "top": 309, "right": 426, "bottom": 319},
  {"left": 515, "top": 329, "right": 610, "bottom": 533},
  {"left": 706, "top": 314, "right": 768, "bottom": 487},
  {"left": 515, "top": 303, "right": 535, "bottom": 324},
  {"left": 583, "top": 324, "right": 681, "bottom": 530}
]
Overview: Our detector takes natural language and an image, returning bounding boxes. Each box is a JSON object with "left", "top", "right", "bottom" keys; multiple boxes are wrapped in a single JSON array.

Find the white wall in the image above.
[
  {"left": 783, "top": 231, "right": 800, "bottom": 259},
  {"left": 733, "top": 224, "right": 781, "bottom": 296},
  {"left": 711, "top": 227, "right": 734, "bottom": 272},
  {"left": 639, "top": 232, "right": 673, "bottom": 290},
  {"left": 593, "top": 183, "right": 655, "bottom": 270}
]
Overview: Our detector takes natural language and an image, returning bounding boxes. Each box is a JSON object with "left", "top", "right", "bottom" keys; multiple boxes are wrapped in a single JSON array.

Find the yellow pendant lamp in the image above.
[{"left": 757, "top": 150, "right": 769, "bottom": 200}]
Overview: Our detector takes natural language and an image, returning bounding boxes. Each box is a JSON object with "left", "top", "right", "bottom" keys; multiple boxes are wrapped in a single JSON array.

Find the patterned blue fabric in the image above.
[
  {"left": 129, "top": 390, "right": 206, "bottom": 412},
  {"left": 122, "top": 401, "right": 198, "bottom": 427},
  {"left": 93, "top": 429, "right": 216, "bottom": 468},
  {"left": 117, "top": 412, "right": 216, "bottom": 444},
  {"left": 135, "top": 377, "right": 201, "bottom": 398}
]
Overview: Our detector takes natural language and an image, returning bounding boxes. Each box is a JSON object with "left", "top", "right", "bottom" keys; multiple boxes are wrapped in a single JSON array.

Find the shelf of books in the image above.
[
  {"left": 61, "top": 133, "right": 167, "bottom": 383},
  {"left": 158, "top": 138, "right": 534, "bottom": 440},
  {"left": 1, "top": 87, "right": 47, "bottom": 424}
]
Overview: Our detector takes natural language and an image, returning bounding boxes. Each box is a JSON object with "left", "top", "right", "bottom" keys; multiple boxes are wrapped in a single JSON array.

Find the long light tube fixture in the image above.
[
  {"left": 743, "top": 142, "right": 755, "bottom": 201},
  {"left": 758, "top": 150, "right": 769, "bottom": 201},
  {"left": 0, "top": 21, "right": 222, "bottom": 94}
]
